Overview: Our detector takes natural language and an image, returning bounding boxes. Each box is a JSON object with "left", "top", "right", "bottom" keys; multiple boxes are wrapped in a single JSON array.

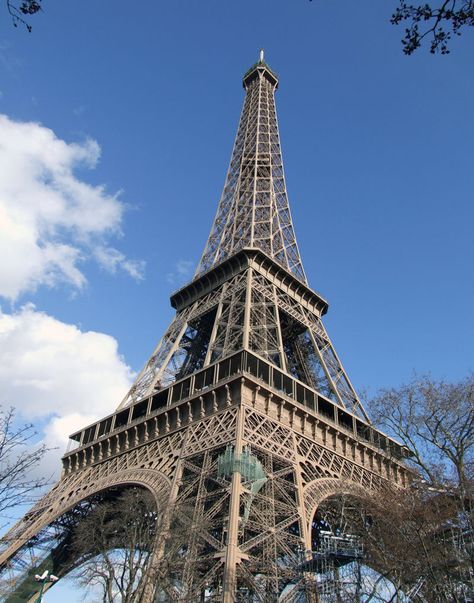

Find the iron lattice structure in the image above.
[
  {"left": 0, "top": 54, "right": 408, "bottom": 603},
  {"left": 196, "top": 57, "right": 306, "bottom": 283}
]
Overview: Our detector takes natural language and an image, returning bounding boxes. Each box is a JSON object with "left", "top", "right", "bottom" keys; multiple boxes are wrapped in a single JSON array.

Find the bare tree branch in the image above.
[
  {"left": 391, "top": 0, "right": 474, "bottom": 53},
  {"left": 0, "top": 406, "right": 50, "bottom": 526},
  {"left": 5, "top": 0, "right": 41, "bottom": 32}
]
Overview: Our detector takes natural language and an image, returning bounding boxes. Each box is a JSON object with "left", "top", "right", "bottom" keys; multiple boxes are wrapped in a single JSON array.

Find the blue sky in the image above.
[{"left": 0, "top": 1, "right": 473, "bottom": 599}]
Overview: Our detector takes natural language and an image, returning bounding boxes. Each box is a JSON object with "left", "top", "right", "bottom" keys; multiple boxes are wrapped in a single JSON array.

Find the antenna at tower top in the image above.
[{"left": 259, "top": 49, "right": 264, "bottom": 62}]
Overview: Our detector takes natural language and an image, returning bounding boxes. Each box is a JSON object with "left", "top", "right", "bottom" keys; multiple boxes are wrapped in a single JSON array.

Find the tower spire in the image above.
[{"left": 196, "top": 54, "right": 307, "bottom": 283}]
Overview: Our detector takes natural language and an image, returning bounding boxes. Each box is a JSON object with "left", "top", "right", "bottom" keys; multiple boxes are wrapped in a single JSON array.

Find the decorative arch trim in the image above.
[{"left": 303, "top": 477, "right": 371, "bottom": 543}]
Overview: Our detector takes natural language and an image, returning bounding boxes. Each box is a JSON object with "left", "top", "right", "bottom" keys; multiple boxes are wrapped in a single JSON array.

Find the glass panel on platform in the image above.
[
  {"left": 132, "top": 400, "right": 148, "bottom": 421},
  {"left": 83, "top": 425, "right": 96, "bottom": 445},
  {"left": 356, "top": 420, "right": 371, "bottom": 442},
  {"left": 230, "top": 352, "right": 243, "bottom": 375},
  {"left": 304, "top": 387, "right": 316, "bottom": 411},
  {"left": 194, "top": 366, "right": 214, "bottom": 391},
  {"left": 218, "top": 358, "right": 231, "bottom": 380},
  {"left": 171, "top": 377, "right": 192, "bottom": 403},
  {"left": 338, "top": 409, "right": 354, "bottom": 433},
  {"left": 98, "top": 417, "right": 113, "bottom": 438},
  {"left": 115, "top": 408, "right": 130, "bottom": 429},
  {"left": 151, "top": 389, "right": 168, "bottom": 412},
  {"left": 246, "top": 354, "right": 258, "bottom": 377},
  {"left": 318, "top": 397, "right": 335, "bottom": 422}
]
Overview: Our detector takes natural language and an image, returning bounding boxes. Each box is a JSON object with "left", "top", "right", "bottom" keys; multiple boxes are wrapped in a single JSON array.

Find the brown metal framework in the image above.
[{"left": 0, "top": 53, "right": 407, "bottom": 602}]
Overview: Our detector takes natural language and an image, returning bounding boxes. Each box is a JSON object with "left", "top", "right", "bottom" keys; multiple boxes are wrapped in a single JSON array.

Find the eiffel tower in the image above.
[{"left": 0, "top": 52, "right": 408, "bottom": 602}]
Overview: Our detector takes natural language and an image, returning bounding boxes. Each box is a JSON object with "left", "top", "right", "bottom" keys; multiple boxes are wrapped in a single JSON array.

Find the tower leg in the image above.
[
  {"left": 222, "top": 405, "right": 244, "bottom": 602},
  {"left": 222, "top": 470, "right": 242, "bottom": 602}
]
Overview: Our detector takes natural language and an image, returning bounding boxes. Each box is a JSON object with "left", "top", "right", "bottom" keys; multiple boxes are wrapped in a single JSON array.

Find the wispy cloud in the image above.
[
  {"left": 73, "top": 104, "right": 86, "bottom": 116},
  {"left": 94, "top": 246, "right": 145, "bottom": 281},
  {"left": 166, "top": 259, "right": 193, "bottom": 285},
  {"left": 0, "top": 41, "right": 21, "bottom": 74}
]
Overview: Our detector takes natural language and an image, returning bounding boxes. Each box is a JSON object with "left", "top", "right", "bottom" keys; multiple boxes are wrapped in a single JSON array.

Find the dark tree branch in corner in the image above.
[
  {"left": 6, "top": 0, "right": 41, "bottom": 32},
  {"left": 391, "top": 0, "right": 474, "bottom": 53},
  {"left": 308, "top": 0, "right": 473, "bottom": 53}
]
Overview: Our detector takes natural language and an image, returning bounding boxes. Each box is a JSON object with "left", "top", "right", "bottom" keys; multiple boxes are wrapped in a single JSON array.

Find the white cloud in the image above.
[
  {"left": 39, "top": 413, "right": 100, "bottom": 480},
  {"left": 0, "top": 304, "right": 135, "bottom": 481},
  {"left": 0, "top": 114, "right": 144, "bottom": 300},
  {"left": 0, "top": 304, "right": 133, "bottom": 420}
]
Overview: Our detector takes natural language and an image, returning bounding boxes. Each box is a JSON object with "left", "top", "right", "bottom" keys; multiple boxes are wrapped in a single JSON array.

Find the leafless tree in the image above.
[
  {"left": 0, "top": 406, "right": 49, "bottom": 526},
  {"left": 369, "top": 373, "right": 474, "bottom": 494},
  {"left": 363, "top": 374, "right": 474, "bottom": 601},
  {"left": 305, "top": 376, "right": 473, "bottom": 602},
  {"left": 69, "top": 489, "right": 157, "bottom": 602},
  {"left": 69, "top": 488, "right": 205, "bottom": 602},
  {"left": 315, "top": 486, "right": 472, "bottom": 602}
]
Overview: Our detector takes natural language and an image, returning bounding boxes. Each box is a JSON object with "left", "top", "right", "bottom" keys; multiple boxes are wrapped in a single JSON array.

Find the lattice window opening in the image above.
[
  {"left": 119, "top": 308, "right": 193, "bottom": 407},
  {"left": 217, "top": 295, "right": 246, "bottom": 358},
  {"left": 240, "top": 511, "right": 301, "bottom": 555},
  {"left": 255, "top": 208, "right": 272, "bottom": 223},
  {"left": 159, "top": 308, "right": 218, "bottom": 388},
  {"left": 241, "top": 520, "right": 303, "bottom": 572},
  {"left": 177, "top": 452, "right": 230, "bottom": 552},
  {"left": 279, "top": 309, "right": 335, "bottom": 400},
  {"left": 256, "top": 193, "right": 271, "bottom": 208},
  {"left": 249, "top": 302, "right": 282, "bottom": 365}
]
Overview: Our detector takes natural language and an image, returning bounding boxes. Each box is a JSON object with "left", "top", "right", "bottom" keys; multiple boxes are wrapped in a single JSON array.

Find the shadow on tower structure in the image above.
[{"left": 0, "top": 52, "right": 409, "bottom": 603}]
